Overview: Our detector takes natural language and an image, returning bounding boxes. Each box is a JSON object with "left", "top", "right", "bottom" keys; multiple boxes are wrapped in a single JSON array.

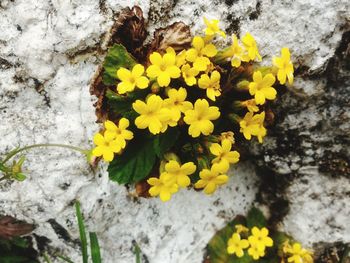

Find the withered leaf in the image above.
[
  {"left": 0, "top": 216, "right": 34, "bottom": 239},
  {"left": 148, "top": 22, "right": 192, "bottom": 56}
]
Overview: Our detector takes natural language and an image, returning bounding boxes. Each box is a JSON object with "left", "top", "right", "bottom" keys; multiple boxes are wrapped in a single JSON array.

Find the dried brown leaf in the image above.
[
  {"left": 0, "top": 216, "right": 34, "bottom": 239},
  {"left": 148, "top": 21, "right": 192, "bottom": 56}
]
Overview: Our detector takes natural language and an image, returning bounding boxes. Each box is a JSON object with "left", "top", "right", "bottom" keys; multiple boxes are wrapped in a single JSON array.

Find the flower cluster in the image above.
[
  {"left": 92, "top": 17, "right": 294, "bottom": 201},
  {"left": 227, "top": 226, "right": 273, "bottom": 260},
  {"left": 282, "top": 241, "right": 313, "bottom": 263}
]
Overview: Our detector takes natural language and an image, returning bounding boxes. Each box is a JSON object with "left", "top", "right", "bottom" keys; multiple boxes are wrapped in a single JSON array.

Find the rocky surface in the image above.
[{"left": 0, "top": 0, "right": 349, "bottom": 262}]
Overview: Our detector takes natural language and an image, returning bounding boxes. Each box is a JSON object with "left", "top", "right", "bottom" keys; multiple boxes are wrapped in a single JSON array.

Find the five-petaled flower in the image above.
[
  {"left": 248, "top": 227, "right": 273, "bottom": 252},
  {"left": 239, "top": 111, "right": 266, "bottom": 143},
  {"left": 162, "top": 160, "right": 197, "bottom": 187},
  {"left": 194, "top": 164, "right": 228, "bottom": 194},
  {"left": 164, "top": 87, "right": 193, "bottom": 123},
  {"left": 104, "top": 118, "right": 134, "bottom": 150},
  {"left": 184, "top": 99, "right": 220, "bottom": 137},
  {"left": 210, "top": 139, "right": 240, "bottom": 172},
  {"left": 248, "top": 241, "right": 265, "bottom": 260},
  {"left": 273, "top": 47, "right": 294, "bottom": 85},
  {"left": 223, "top": 34, "right": 244, "bottom": 67},
  {"left": 203, "top": 17, "right": 226, "bottom": 38},
  {"left": 147, "top": 173, "right": 179, "bottom": 202},
  {"left": 92, "top": 132, "right": 121, "bottom": 162},
  {"left": 181, "top": 64, "right": 199, "bottom": 86},
  {"left": 241, "top": 33, "right": 262, "bottom": 62},
  {"left": 116, "top": 64, "right": 149, "bottom": 94},
  {"left": 198, "top": 70, "right": 221, "bottom": 101},
  {"left": 133, "top": 95, "right": 171, "bottom": 135},
  {"left": 227, "top": 233, "right": 249, "bottom": 257},
  {"left": 146, "top": 51, "right": 181, "bottom": 87},
  {"left": 249, "top": 71, "right": 277, "bottom": 105},
  {"left": 186, "top": 36, "right": 217, "bottom": 71}
]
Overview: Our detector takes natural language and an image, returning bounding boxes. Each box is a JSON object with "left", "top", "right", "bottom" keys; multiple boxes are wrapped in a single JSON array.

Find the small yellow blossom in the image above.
[
  {"left": 198, "top": 70, "right": 221, "bottom": 101},
  {"left": 249, "top": 71, "right": 277, "bottom": 105},
  {"left": 186, "top": 36, "right": 217, "bottom": 71},
  {"left": 133, "top": 95, "right": 171, "bottom": 135},
  {"left": 241, "top": 99, "right": 259, "bottom": 113},
  {"left": 181, "top": 64, "right": 199, "bottom": 86},
  {"left": 227, "top": 233, "right": 249, "bottom": 257},
  {"left": 273, "top": 47, "right": 294, "bottom": 85},
  {"left": 164, "top": 87, "right": 193, "bottom": 123},
  {"left": 248, "top": 241, "right": 265, "bottom": 260},
  {"left": 235, "top": 224, "right": 249, "bottom": 234},
  {"left": 203, "top": 17, "right": 226, "bottom": 38},
  {"left": 239, "top": 112, "right": 266, "bottom": 143},
  {"left": 184, "top": 99, "right": 220, "bottom": 137},
  {"left": 163, "top": 160, "right": 196, "bottom": 187},
  {"left": 116, "top": 64, "right": 149, "bottom": 94},
  {"left": 285, "top": 243, "right": 313, "bottom": 263},
  {"left": 248, "top": 227, "right": 273, "bottom": 252},
  {"left": 104, "top": 118, "right": 134, "bottom": 150},
  {"left": 146, "top": 51, "right": 181, "bottom": 87},
  {"left": 223, "top": 34, "right": 243, "bottom": 67},
  {"left": 210, "top": 139, "right": 240, "bottom": 171},
  {"left": 220, "top": 131, "right": 235, "bottom": 144},
  {"left": 147, "top": 173, "right": 179, "bottom": 202},
  {"left": 92, "top": 132, "right": 121, "bottom": 162},
  {"left": 241, "top": 33, "right": 262, "bottom": 62},
  {"left": 194, "top": 164, "right": 228, "bottom": 194}
]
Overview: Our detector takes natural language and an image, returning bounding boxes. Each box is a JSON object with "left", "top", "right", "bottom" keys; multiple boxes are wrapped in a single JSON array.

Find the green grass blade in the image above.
[
  {"left": 75, "top": 201, "right": 88, "bottom": 263},
  {"left": 89, "top": 232, "right": 102, "bottom": 263},
  {"left": 43, "top": 253, "right": 52, "bottom": 263},
  {"left": 134, "top": 243, "right": 141, "bottom": 263}
]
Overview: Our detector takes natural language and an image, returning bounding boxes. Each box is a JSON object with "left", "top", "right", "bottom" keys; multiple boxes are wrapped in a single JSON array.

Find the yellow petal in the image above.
[
  {"left": 132, "top": 64, "right": 144, "bottom": 77},
  {"left": 92, "top": 146, "right": 103, "bottom": 157},
  {"left": 136, "top": 76, "right": 149, "bottom": 89},
  {"left": 177, "top": 175, "right": 190, "bottom": 187},
  {"left": 163, "top": 53, "right": 176, "bottom": 66},
  {"left": 159, "top": 190, "right": 171, "bottom": 202},
  {"left": 118, "top": 118, "right": 129, "bottom": 129},
  {"left": 185, "top": 48, "right": 198, "bottom": 62},
  {"left": 150, "top": 52, "right": 162, "bottom": 66},
  {"left": 210, "top": 143, "right": 222, "bottom": 156},
  {"left": 181, "top": 162, "right": 196, "bottom": 175},
  {"left": 192, "top": 36, "right": 204, "bottom": 50},
  {"left": 204, "top": 182, "right": 217, "bottom": 194},
  {"left": 165, "top": 160, "right": 181, "bottom": 173},
  {"left": 102, "top": 150, "right": 114, "bottom": 162},
  {"left": 221, "top": 139, "right": 232, "bottom": 152},
  {"left": 104, "top": 120, "right": 117, "bottom": 131},
  {"left": 117, "top": 82, "right": 134, "bottom": 94},
  {"left": 167, "top": 65, "right": 181, "bottom": 78},
  {"left": 263, "top": 87, "right": 277, "bottom": 100},
  {"left": 132, "top": 100, "right": 147, "bottom": 114},
  {"left": 93, "top": 133, "right": 105, "bottom": 145},
  {"left": 202, "top": 44, "right": 217, "bottom": 57},
  {"left": 117, "top": 67, "right": 131, "bottom": 81},
  {"left": 157, "top": 72, "right": 171, "bottom": 87},
  {"left": 255, "top": 91, "right": 265, "bottom": 105},
  {"left": 146, "top": 65, "right": 161, "bottom": 78},
  {"left": 149, "top": 186, "right": 161, "bottom": 196}
]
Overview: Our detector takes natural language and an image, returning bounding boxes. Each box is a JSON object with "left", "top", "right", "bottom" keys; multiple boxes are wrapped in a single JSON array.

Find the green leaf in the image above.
[
  {"left": 102, "top": 44, "right": 137, "bottom": 85},
  {"left": 75, "top": 201, "right": 88, "bottom": 263},
  {"left": 153, "top": 127, "right": 180, "bottom": 158},
  {"left": 89, "top": 232, "right": 102, "bottom": 263},
  {"left": 246, "top": 207, "right": 267, "bottom": 229},
  {"left": 134, "top": 243, "right": 141, "bottom": 263},
  {"left": 108, "top": 138, "right": 156, "bottom": 184}
]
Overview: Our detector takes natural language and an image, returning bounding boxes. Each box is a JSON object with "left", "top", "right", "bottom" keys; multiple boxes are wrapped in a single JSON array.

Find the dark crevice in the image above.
[
  {"left": 47, "top": 219, "right": 79, "bottom": 246},
  {"left": 249, "top": 0, "right": 262, "bottom": 20}
]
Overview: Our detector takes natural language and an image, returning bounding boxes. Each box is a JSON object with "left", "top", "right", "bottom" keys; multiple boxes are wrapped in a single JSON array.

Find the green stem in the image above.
[{"left": 2, "top": 144, "right": 88, "bottom": 164}]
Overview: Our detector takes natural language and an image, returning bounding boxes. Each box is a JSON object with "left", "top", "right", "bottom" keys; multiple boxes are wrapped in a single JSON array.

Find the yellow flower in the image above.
[
  {"left": 239, "top": 112, "right": 266, "bottom": 143},
  {"left": 147, "top": 173, "right": 179, "bottom": 202},
  {"left": 241, "top": 99, "right": 259, "bottom": 113},
  {"left": 220, "top": 131, "right": 235, "bottom": 144},
  {"left": 203, "top": 17, "right": 226, "bottom": 38},
  {"left": 184, "top": 99, "right": 220, "bottom": 137},
  {"left": 198, "top": 70, "right": 221, "bottom": 101},
  {"left": 273, "top": 47, "right": 294, "bottom": 85},
  {"left": 164, "top": 87, "right": 193, "bottom": 122},
  {"left": 248, "top": 241, "right": 265, "bottom": 260},
  {"left": 92, "top": 132, "right": 121, "bottom": 162},
  {"left": 146, "top": 51, "right": 181, "bottom": 87},
  {"left": 104, "top": 118, "right": 134, "bottom": 150},
  {"left": 248, "top": 227, "right": 273, "bottom": 252},
  {"left": 241, "top": 33, "right": 262, "bottom": 62},
  {"left": 227, "top": 233, "right": 249, "bottom": 257},
  {"left": 249, "top": 71, "right": 276, "bottom": 105},
  {"left": 133, "top": 95, "right": 171, "bottom": 135},
  {"left": 223, "top": 34, "right": 243, "bottom": 67},
  {"left": 235, "top": 224, "right": 249, "bottom": 234},
  {"left": 194, "top": 164, "right": 229, "bottom": 194},
  {"left": 163, "top": 160, "right": 196, "bottom": 187},
  {"left": 116, "top": 64, "right": 149, "bottom": 94},
  {"left": 210, "top": 139, "right": 240, "bottom": 171},
  {"left": 186, "top": 36, "right": 217, "bottom": 71},
  {"left": 285, "top": 243, "right": 313, "bottom": 263},
  {"left": 181, "top": 64, "right": 199, "bottom": 86}
]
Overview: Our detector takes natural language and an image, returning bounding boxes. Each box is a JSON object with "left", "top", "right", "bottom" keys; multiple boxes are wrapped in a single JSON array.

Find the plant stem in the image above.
[{"left": 2, "top": 144, "right": 88, "bottom": 164}]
